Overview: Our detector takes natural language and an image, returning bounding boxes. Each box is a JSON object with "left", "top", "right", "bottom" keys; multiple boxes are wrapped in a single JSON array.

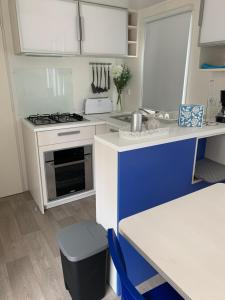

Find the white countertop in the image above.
[
  {"left": 22, "top": 112, "right": 129, "bottom": 132},
  {"left": 119, "top": 184, "right": 225, "bottom": 300},
  {"left": 95, "top": 123, "right": 225, "bottom": 152}
]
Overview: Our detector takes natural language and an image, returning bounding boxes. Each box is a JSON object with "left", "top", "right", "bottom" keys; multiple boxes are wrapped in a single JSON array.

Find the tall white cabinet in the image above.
[
  {"left": 0, "top": 26, "right": 23, "bottom": 198},
  {"left": 10, "top": 0, "right": 80, "bottom": 55},
  {"left": 79, "top": 2, "right": 128, "bottom": 56}
]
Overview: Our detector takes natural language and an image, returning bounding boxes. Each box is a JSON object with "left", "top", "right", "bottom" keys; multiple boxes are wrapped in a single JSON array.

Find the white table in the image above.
[{"left": 119, "top": 184, "right": 225, "bottom": 300}]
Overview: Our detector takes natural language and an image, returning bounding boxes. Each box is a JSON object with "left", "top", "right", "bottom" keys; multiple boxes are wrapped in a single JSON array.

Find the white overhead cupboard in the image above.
[
  {"left": 200, "top": 0, "right": 225, "bottom": 45},
  {"left": 9, "top": 0, "right": 128, "bottom": 56},
  {"left": 10, "top": 0, "right": 80, "bottom": 55},
  {"left": 79, "top": 2, "right": 128, "bottom": 56}
]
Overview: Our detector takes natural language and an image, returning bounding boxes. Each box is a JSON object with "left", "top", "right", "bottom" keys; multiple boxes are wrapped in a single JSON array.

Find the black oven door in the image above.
[{"left": 45, "top": 146, "right": 93, "bottom": 201}]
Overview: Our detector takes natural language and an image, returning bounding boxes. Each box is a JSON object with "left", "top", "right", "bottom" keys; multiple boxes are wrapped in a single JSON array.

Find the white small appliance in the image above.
[{"left": 84, "top": 97, "right": 113, "bottom": 115}]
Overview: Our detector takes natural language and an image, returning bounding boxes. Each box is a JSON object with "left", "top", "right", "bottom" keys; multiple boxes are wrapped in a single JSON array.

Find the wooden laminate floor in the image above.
[{"left": 0, "top": 192, "right": 118, "bottom": 300}]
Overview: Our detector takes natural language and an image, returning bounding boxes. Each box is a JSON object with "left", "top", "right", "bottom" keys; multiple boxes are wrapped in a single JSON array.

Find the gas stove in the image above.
[{"left": 27, "top": 113, "right": 86, "bottom": 126}]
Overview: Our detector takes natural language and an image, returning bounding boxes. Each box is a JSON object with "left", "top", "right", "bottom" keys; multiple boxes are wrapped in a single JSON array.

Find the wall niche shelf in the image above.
[
  {"left": 192, "top": 135, "right": 225, "bottom": 184},
  {"left": 199, "top": 45, "right": 225, "bottom": 72},
  {"left": 128, "top": 11, "right": 138, "bottom": 57}
]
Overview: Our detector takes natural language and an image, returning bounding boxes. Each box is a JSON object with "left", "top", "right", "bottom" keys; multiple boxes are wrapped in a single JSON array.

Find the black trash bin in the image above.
[{"left": 57, "top": 221, "right": 108, "bottom": 300}]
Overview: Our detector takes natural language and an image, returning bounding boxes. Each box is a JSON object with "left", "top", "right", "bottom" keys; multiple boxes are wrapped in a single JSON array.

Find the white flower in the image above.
[
  {"left": 192, "top": 106, "right": 200, "bottom": 114},
  {"left": 111, "top": 65, "right": 123, "bottom": 79},
  {"left": 192, "top": 119, "right": 198, "bottom": 126},
  {"left": 183, "top": 111, "right": 191, "bottom": 118}
]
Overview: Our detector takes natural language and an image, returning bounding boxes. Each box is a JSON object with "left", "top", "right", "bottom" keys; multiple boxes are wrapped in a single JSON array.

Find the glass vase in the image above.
[{"left": 117, "top": 92, "right": 122, "bottom": 112}]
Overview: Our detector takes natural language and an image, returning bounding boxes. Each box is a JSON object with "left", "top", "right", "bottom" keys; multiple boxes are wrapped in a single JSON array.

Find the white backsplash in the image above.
[
  {"left": 10, "top": 56, "right": 123, "bottom": 117},
  {"left": 13, "top": 67, "right": 74, "bottom": 117}
]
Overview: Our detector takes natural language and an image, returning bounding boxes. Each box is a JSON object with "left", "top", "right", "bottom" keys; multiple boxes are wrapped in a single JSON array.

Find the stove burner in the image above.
[
  {"left": 27, "top": 113, "right": 85, "bottom": 126},
  {"left": 51, "top": 113, "right": 84, "bottom": 123}
]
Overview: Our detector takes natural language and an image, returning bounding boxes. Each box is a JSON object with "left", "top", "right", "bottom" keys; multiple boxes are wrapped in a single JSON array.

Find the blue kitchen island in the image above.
[{"left": 94, "top": 123, "right": 225, "bottom": 294}]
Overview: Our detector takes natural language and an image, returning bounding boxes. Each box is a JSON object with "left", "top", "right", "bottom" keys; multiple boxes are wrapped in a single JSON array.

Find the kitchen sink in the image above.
[
  {"left": 111, "top": 114, "right": 132, "bottom": 123},
  {"left": 111, "top": 114, "right": 148, "bottom": 123}
]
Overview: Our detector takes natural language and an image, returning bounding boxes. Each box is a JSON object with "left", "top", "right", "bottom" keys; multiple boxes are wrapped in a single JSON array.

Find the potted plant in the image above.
[{"left": 112, "top": 64, "right": 131, "bottom": 111}]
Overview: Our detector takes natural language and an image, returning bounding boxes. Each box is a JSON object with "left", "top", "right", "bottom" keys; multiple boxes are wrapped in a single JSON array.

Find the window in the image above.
[{"left": 142, "top": 11, "right": 192, "bottom": 112}]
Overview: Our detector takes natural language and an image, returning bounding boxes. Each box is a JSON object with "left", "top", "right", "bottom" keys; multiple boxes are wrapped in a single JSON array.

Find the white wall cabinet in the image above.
[
  {"left": 10, "top": 0, "right": 80, "bottom": 55},
  {"left": 79, "top": 2, "right": 128, "bottom": 56},
  {"left": 200, "top": 0, "right": 225, "bottom": 45},
  {"left": 10, "top": 0, "right": 128, "bottom": 57}
]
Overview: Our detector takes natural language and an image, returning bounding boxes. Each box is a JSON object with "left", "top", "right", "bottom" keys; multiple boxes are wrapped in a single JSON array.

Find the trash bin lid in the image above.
[{"left": 57, "top": 221, "right": 108, "bottom": 262}]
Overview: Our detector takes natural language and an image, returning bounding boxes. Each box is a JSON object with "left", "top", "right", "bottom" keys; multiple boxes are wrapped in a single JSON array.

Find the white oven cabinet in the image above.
[
  {"left": 22, "top": 122, "right": 98, "bottom": 213},
  {"left": 200, "top": 0, "right": 225, "bottom": 45},
  {"left": 10, "top": 0, "right": 80, "bottom": 55},
  {"left": 79, "top": 2, "right": 128, "bottom": 56}
]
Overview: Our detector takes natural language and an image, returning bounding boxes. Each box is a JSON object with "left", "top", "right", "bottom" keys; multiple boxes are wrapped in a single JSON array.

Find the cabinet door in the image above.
[
  {"left": 200, "top": 0, "right": 225, "bottom": 45},
  {"left": 80, "top": 2, "right": 128, "bottom": 56},
  {"left": 16, "top": 0, "right": 80, "bottom": 54}
]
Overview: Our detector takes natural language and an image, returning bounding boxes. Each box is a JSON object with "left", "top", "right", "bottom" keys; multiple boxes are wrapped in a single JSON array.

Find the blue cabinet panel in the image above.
[
  {"left": 196, "top": 138, "right": 207, "bottom": 160},
  {"left": 117, "top": 138, "right": 208, "bottom": 290}
]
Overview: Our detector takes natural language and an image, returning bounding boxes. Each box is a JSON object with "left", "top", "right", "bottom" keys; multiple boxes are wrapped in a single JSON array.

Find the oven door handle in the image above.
[
  {"left": 57, "top": 130, "right": 80, "bottom": 137},
  {"left": 54, "top": 160, "right": 85, "bottom": 168}
]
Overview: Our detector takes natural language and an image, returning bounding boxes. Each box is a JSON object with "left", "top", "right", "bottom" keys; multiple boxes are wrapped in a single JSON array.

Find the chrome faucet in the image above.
[{"left": 139, "top": 108, "right": 158, "bottom": 115}]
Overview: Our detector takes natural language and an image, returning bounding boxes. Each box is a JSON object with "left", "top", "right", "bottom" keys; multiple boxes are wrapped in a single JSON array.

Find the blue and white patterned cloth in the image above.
[{"left": 178, "top": 104, "right": 205, "bottom": 128}]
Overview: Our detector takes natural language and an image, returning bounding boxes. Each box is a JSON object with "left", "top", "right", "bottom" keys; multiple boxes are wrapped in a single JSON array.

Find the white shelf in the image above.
[
  {"left": 128, "top": 11, "right": 138, "bottom": 27},
  {"left": 200, "top": 68, "right": 225, "bottom": 72},
  {"left": 195, "top": 158, "right": 225, "bottom": 183},
  {"left": 128, "top": 11, "right": 138, "bottom": 57}
]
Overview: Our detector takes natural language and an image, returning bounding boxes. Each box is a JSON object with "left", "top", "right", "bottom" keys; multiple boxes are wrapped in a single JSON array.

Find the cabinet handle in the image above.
[
  {"left": 80, "top": 17, "right": 85, "bottom": 41},
  {"left": 76, "top": 16, "right": 81, "bottom": 41},
  {"left": 199, "top": 0, "right": 205, "bottom": 26},
  {"left": 58, "top": 131, "right": 81, "bottom": 137}
]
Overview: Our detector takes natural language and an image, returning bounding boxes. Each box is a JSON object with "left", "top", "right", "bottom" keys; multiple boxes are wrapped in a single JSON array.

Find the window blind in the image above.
[{"left": 142, "top": 11, "right": 192, "bottom": 111}]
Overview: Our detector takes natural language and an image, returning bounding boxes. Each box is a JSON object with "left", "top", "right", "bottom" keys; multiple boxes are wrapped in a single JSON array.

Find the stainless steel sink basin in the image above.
[
  {"left": 111, "top": 114, "right": 132, "bottom": 123},
  {"left": 111, "top": 114, "right": 148, "bottom": 124}
]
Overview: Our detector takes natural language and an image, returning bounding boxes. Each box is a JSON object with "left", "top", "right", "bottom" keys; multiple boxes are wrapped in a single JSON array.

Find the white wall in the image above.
[{"left": 124, "top": 0, "right": 225, "bottom": 112}]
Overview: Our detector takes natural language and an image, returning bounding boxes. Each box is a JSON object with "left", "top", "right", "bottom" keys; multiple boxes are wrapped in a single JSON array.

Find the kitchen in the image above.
[{"left": 0, "top": 0, "right": 225, "bottom": 299}]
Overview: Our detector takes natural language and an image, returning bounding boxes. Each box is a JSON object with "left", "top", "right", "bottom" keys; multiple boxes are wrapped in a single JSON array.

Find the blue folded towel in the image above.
[{"left": 201, "top": 63, "right": 225, "bottom": 69}]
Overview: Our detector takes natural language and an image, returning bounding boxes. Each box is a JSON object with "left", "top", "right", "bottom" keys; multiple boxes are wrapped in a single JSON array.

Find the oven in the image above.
[{"left": 44, "top": 145, "right": 93, "bottom": 201}]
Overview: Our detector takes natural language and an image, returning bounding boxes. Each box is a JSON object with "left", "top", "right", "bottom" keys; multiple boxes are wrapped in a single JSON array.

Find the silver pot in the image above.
[{"left": 131, "top": 111, "right": 143, "bottom": 132}]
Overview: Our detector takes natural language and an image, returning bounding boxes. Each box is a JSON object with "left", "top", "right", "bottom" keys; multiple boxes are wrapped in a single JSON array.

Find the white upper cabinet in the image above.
[
  {"left": 200, "top": 0, "right": 225, "bottom": 45},
  {"left": 79, "top": 2, "right": 128, "bottom": 56},
  {"left": 10, "top": 0, "right": 80, "bottom": 55}
]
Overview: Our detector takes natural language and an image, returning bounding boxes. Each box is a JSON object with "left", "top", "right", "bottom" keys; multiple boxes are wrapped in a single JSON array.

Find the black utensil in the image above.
[
  {"left": 108, "top": 65, "right": 111, "bottom": 91},
  {"left": 99, "top": 65, "right": 104, "bottom": 93},
  {"left": 91, "top": 66, "right": 97, "bottom": 94},
  {"left": 96, "top": 65, "right": 100, "bottom": 93},
  {"left": 103, "top": 66, "right": 107, "bottom": 92}
]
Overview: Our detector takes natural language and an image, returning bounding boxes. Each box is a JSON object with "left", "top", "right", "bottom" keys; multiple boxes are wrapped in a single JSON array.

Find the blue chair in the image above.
[{"left": 107, "top": 229, "right": 183, "bottom": 300}]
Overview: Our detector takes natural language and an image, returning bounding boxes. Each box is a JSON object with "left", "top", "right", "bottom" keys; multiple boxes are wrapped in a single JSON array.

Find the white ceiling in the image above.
[{"left": 129, "top": 0, "right": 167, "bottom": 10}]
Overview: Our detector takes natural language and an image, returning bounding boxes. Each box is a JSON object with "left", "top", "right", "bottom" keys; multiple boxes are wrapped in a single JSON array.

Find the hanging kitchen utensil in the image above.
[
  {"left": 96, "top": 65, "right": 100, "bottom": 93},
  {"left": 98, "top": 65, "right": 104, "bottom": 93},
  {"left": 108, "top": 65, "right": 111, "bottom": 91},
  {"left": 103, "top": 66, "right": 107, "bottom": 92},
  {"left": 91, "top": 65, "right": 97, "bottom": 94}
]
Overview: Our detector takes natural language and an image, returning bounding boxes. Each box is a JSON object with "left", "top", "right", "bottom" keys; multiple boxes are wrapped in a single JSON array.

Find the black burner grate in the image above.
[{"left": 27, "top": 113, "right": 85, "bottom": 126}]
